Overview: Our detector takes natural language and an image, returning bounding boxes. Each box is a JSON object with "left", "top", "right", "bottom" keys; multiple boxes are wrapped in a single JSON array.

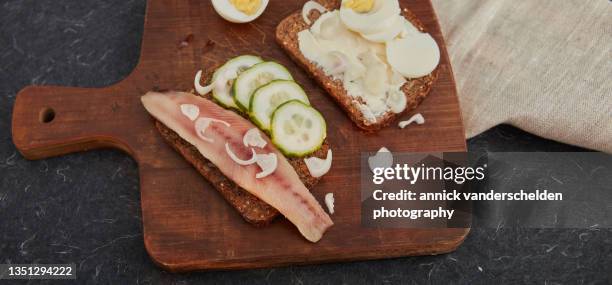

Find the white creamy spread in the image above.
[
  {"left": 298, "top": 10, "right": 408, "bottom": 122},
  {"left": 297, "top": 0, "right": 440, "bottom": 123}
]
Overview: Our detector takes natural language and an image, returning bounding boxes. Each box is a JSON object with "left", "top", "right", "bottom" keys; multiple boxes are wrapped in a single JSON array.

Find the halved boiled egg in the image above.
[
  {"left": 361, "top": 15, "right": 404, "bottom": 43},
  {"left": 212, "top": 0, "right": 269, "bottom": 23},
  {"left": 339, "top": 0, "right": 400, "bottom": 35}
]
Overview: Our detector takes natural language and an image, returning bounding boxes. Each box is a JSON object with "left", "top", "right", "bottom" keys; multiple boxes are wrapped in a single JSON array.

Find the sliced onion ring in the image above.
[
  {"left": 255, "top": 153, "right": 278, "bottom": 179},
  {"left": 243, "top": 128, "right": 267, "bottom": 148},
  {"left": 302, "top": 1, "right": 327, "bottom": 25},
  {"left": 304, "top": 149, "right": 333, "bottom": 178},
  {"left": 194, "top": 70, "right": 214, "bottom": 95},
  {"left": 398, "top": 113, "right": 425, "bottom": 129},
  {"left": 195, "top": 117, "right": 231, "bottom": 143},
  {"left": 325, "top": 193, "right": 335, "bottom": 214},
  {"left": 195, "top": 69, "right": 238, "bottom": 96},
  {"left": 225, "top": 143, "right": 257, "bottom": 166},
  {"left": 180, "top": 104, "right": 200, "bottom": 121}
]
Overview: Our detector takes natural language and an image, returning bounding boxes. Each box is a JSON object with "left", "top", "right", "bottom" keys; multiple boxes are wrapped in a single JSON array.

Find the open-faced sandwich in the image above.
[
  {"left": 141, "top": 55, "right": 334, "bottom": 242},
  {"left": 276, "top": 0, "right": 440, "bottom": 131}
]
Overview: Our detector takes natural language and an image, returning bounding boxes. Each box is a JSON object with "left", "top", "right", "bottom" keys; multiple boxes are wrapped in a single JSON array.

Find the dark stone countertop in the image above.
[{"left": 0, "top": 1, "right": 610, "bottom": 284}]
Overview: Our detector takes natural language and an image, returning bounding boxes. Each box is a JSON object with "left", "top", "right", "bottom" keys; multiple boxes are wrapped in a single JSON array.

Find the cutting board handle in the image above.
[{"left": 11, "top": 85, "right": 134, "bottom": 160}]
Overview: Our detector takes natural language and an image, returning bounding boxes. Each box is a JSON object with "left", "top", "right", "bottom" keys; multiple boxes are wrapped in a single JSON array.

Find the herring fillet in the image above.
[{"left": 141, "top": 91, "right": 333, "bottom": 242}]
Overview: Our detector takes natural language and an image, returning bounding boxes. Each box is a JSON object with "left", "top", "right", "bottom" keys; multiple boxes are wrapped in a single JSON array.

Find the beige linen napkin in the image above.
[{"left": 430, "top": 0, "right": 612, "bottom": 152}]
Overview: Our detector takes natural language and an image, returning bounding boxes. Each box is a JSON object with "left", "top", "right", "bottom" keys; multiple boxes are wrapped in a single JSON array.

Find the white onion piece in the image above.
[
  {"left": 304, "top": 149, "right": 333, "bottom": 178},
  {"left": 302, "top": 1, "right": 327, "bottom": 25},
  {"left": 194, "top": 70, "right": 214, "bottom": 95},
  {"left": 222, "top": 69, "right": 238, "bottom": 83},
  {"left": 194, "top": 117, "right": 231, "bottom": 143},
  {"left": 243, "top": 128, "right": 267, "bottom": 148},
  {"left": 368, "top": 147, "right": 393, "bottom": 172},
  {"left": 225, "top": 143, "right": 257, "bottom": 166},
  {"left": 255, "top": 153, "right": 277, "bottom": 179},
  {"left": 195, "top": 68, "right": 238, "bottom": 96},
  {"left": 217, "top": 70, "right": 238, "bottom": 92},
  {"left": 180, "top": 104, "right": 200, "bottom": 121},
  {"left": 325, "top": 193, "right": 335, "bottom": 214},
  {"left": 398, "top": 113, "right": 425, "bottom": 129}
]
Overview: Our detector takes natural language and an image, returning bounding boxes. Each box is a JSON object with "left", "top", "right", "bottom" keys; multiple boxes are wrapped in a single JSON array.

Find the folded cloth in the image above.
[{"left": 431, "top": 0, "right": 612, "bottom": 152}]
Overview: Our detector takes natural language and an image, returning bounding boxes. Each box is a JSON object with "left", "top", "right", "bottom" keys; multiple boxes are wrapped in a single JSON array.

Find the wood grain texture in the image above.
[{"left": 11, "top": 0, "right": 468, "bottom": 272}]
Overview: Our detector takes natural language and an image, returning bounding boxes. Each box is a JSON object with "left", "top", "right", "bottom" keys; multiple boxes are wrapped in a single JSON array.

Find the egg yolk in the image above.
[
  {"left": 229, "top": 0, "right": 262, "bottom": 16},
  {"left": 343, "top": 0, "right": 374, "bottom": 13}
]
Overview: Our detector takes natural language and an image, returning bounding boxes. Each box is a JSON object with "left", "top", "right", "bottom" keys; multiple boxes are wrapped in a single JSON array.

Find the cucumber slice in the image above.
[
  {"left": 271, "top": 100, "right": 326, "bottom": 157},
  {"left": 211, "top": 55, "right": 263, "bottom": 109},
  {"left": 233, "top": 61, "right": 293, "bottom": 111},
  {"left": 249, "top": 80, "right": 310, "bottom": 131}
]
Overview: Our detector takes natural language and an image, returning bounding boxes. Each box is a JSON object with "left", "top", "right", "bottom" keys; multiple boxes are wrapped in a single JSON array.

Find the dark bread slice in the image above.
[
  {"left": 276, "top": 0, "right": 439, "bottom": 131},
  {"left": 156, "top": 121, "right": 329, "bottom": 226}
]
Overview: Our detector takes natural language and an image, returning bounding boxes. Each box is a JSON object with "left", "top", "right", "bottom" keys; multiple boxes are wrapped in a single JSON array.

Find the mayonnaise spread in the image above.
[
  {"left": 297, "top": 0, "right": 440, "bottom": 124},
  {"left": 298, "top": 11, "right": 410, "bottom": 123}
]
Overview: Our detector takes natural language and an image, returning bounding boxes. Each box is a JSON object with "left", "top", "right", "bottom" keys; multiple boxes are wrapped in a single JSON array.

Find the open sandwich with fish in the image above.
[{"left": 141, "top": 55, "right": 334, "bottom": 242}]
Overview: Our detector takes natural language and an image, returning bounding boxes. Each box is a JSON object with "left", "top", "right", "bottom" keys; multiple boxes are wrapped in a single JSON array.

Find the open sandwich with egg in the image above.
[
  {"left": 276, "top": 0, "right": 440, "bottom": 131},
  {"left": 141, "top": 55, "right": 333, "bottom": 243}
]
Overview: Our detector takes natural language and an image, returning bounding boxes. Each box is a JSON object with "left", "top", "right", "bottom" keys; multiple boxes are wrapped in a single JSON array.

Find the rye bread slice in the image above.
[
  {"left": 276, "top": 0, "right": 439, "bottom": 131},
  {"left": 155, "top": 120, "right": 329, "bottom": 226}
]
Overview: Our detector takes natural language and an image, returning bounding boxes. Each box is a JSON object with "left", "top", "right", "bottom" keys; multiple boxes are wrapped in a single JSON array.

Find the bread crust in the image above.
[{"left": 275, "top": 0, "right": 438, "bottom": 131}]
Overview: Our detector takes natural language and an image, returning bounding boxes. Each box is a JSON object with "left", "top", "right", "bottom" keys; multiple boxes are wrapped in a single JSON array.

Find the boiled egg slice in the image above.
[
  {"left": 386, "top": 32, "right": 440, "bottom": 78},
  {"left": 212, "top": 0, "right": 269, "bottom": 23},
  {"left": 339, "top": 0, "right": 400, "bottom": 35},
  {"left": 362, "top": 15, "right": 404, "bottom": 43}
]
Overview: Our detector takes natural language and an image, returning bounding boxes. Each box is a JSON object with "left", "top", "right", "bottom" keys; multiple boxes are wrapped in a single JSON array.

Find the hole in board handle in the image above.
[{"left": 39, "top": 107, "right": 55, "bottom": 123}]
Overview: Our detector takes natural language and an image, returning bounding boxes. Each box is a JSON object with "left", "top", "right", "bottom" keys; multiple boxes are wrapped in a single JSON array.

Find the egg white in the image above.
[
  {"left": 339, "top": 0, "right": 400, "bottom": 35},
  {"left": 212, "top": 0, "right": 269, "bottom": 23}
]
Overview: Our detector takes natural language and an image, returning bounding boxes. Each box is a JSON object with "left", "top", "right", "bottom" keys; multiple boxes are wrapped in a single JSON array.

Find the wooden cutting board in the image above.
[{"left": 11, "top": 0, "right": 468, "bottom": 272}]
